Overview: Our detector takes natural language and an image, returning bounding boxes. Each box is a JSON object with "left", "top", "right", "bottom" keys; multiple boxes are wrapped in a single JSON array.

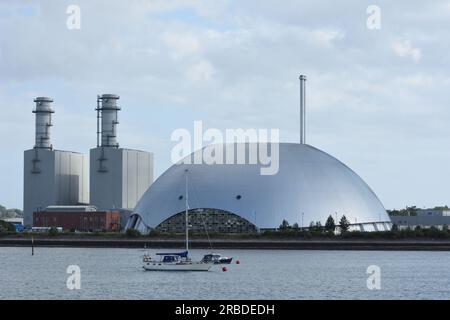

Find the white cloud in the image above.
[
  {"left": 309, "top": 29, "right": 345, "bottom": 48},
  {"left": 1, "top": 1, "right": 450, "bottom": 210},
  {"left": 391, "top": 38, "right": 422, "bottom": 63},
  {"left": 186, "top": 59, "right": 215, "bottom": 82},
  {"left": 161, "top": 32, "right": 202, "bottom": 60}
]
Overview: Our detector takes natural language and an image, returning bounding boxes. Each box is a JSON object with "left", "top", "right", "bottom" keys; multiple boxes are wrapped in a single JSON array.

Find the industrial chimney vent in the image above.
[
  {"left": 96, "top": 94, "right": 121, "bottom": 148},
  {"left": 299, "top": 75, "right": 307, "bottom": 144},
  {"left": 33, "top": 96, "right": 54, "bottom": 149}
]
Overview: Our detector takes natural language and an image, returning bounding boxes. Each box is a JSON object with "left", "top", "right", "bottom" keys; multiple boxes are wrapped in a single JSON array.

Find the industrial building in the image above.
[
  {"left": 127, "top": 143, "right": 391, "bottom": 233},
  {"left": 390, "top": 208, "right": 450, "bottom": 230},
  {"left": 89, "top": 94, "right": 153, "bottom": 226},
  {"left": 23, "top": 94, "right": 153, "bottom": 229},
  {"left": 33, "top": 206, "right": 120, "bottom": 232},
  {"left": 0, "top": 218, "right": 24, "bottom": 232},
  {"left": 23, "top": 97, "right": 89, "bottom": 227},
  {"left": 126, "top": 76, "right": 392, "bottom": 233}
]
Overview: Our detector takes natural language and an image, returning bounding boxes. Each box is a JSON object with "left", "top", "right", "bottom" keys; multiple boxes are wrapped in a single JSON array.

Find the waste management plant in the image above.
[
  {"left": 23, "top": 76, "right": 391, "bottom": 232},
  {"left": 126, "top": 76, "right": 392, "bottom": 233}
]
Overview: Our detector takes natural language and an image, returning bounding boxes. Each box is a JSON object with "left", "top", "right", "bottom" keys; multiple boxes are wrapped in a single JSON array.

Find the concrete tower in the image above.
[
  {"left": 90, "top": 94, "right": 153, "bottom": 221},
  {"left": 23, "top": 97, "right": 89, "bottom": 226}
]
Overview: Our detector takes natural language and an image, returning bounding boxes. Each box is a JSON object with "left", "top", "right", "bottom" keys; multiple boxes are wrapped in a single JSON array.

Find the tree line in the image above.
[
  {"left": 0, "top": 205, "right": 23, "bottom": 219},
  {"left": 279, "top": 215, "right": 350, "bottom": 233}
]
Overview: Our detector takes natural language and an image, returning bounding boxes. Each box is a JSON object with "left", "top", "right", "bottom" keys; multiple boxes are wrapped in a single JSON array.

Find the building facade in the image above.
[
  {"left": 89, "top": 147, "right": 153, "bottom": 211},
  {"left": 23, "top": 97, "right": 89, "bottom": 227},
  {"left": 156, "top": 208, "right": 258, "bottom": 233},
  {"left": 89, "top": 94, "right": 153, "bottom": 213},
  {"left": 391, "top": 209, "right": 450, "bottom": 230},
  {"left": 33, "top": 206, "right": 120, "bottom": 232},
  {"left": 127, "top": 143, "right": 392, "bottom": 233}
]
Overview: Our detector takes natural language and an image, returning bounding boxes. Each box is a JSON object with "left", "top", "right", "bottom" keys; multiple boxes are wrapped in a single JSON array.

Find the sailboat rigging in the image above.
[{"left": 142, "top": 169, "right": 212, "bottom": 271}]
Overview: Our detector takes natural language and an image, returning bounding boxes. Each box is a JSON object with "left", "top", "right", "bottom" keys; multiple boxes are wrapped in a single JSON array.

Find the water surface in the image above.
[{"left": 1, "top": 247, "right": 449, "bottom": 299}]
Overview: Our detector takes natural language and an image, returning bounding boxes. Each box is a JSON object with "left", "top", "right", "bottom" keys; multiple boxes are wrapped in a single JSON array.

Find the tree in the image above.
[
  {"left": 391, "top": 223, "right": 399, "bottom": 232},
  {"left": 292, "top": 223, "right": 299, "bottom": 230},
  {"left": 325, "top": 215, "right": 335, "bottom": 233},
  {"left": 315, "top": 221, "right": 323, "bottom": 231},
  {"left": 387, "top": 206, "right": 418, "bottom": 217},
  {"left": 0, "top": 220, "right": 16, "bottom": 233},
  {"left": 279, "top": 219, "right": 290, "bottom": 231},
  {"left": 48, "top": 227, "right": 59, "bottom": 236},
  {"left": 339, "top": 215, "right": 350, "bottom": 233}
]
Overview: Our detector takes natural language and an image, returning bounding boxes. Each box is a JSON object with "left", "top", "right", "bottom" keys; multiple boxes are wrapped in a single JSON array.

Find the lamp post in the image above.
[{"left": 301, "top": 212, "right": 304, "bottom": 231}]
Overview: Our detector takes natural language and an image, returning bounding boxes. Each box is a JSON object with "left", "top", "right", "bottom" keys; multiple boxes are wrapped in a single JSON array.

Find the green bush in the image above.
[
  {"left": 48, "top": 227, "right": 59, "bottom": 236},
  {"left": 125, "top": 228, "right": 141, "bottom": 238},
  {"left": 0, "top": 220, "right": 16, "bottom": 233}
]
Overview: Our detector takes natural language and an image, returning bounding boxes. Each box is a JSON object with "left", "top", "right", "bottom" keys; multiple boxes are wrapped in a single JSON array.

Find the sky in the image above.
[{"left": 0, "top": 0, "right": 449, "bottom": 210}]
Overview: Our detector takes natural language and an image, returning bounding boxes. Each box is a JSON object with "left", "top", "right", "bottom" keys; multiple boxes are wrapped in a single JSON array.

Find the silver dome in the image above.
[{"left": 128, "top": 143, "right": 391, "bottom": 232}]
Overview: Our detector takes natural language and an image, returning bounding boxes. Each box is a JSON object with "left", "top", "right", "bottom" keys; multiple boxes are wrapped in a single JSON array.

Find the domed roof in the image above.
[{"left": 130, "top": 143, "right": 390, "bottom": 230}]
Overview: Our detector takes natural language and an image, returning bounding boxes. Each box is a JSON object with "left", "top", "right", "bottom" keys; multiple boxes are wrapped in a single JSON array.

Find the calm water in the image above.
[{"left": 0, "top": 247, "right": 449, "bottom": 299}]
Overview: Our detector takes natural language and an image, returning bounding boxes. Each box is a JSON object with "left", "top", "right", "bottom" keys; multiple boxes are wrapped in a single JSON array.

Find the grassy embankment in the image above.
[{"left": 2, "top": 227, "right": 450, "bottom": 240}]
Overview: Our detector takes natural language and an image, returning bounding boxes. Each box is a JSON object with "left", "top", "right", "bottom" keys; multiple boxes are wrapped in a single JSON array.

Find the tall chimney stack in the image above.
[
  {"left": 33, "top": 97, "right": 54, "bottom": 149},
  {"left": 299, "top": 75, "right": 307, "bottom": 144},
  {"left": 96, "top": 94, "right": 121, "bottom": 148}
]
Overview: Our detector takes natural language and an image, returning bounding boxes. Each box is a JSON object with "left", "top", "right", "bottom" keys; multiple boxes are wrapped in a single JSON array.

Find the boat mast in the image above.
[{"left": 185, "top": 169, "right": 189, "bottom": 253}]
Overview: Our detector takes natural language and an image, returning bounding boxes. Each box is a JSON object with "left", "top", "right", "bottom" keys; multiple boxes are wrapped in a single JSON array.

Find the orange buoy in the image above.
[
  {"left": 236, "top": 260, "right": 240, "bottom": 264},
  {"left": 222, "top": 266, "right": 228, "bottom": 272}
]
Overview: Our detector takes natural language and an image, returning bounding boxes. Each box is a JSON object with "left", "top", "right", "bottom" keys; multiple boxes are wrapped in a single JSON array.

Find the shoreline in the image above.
[{"left": 2, "top": 237, "right": 450, "bottom": 251}]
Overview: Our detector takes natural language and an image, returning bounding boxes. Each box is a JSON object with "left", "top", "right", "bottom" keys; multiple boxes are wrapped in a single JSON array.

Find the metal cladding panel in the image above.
[
  {"left": 391, "top": 215, "right": 450, "bottom": 226},
  {"left": 122, "top": 149, "right": 154, "bottom": 210},
  {"left": 132, "top": 143, "right": 390, "bottom": 229},
  {"left": 90, "top": 148, "right": 153, "bottom": 210},
  {"left": 23, "top": 149, "right": 88, "bottom": 227},
  {"left": 23, "top": 149, "right": 56, "bottom": 226},
  {"left": 81, "top": 154, "right": 89, "bottom": 203},
  {"left": 89, "top": 147, "right": 123, "bottom": 210},
  {"left": 123, "top": 150, "right": 137, "bottom": 209},
  {"left": 54, "top": 151, "right": 88, "bottom": 205}
]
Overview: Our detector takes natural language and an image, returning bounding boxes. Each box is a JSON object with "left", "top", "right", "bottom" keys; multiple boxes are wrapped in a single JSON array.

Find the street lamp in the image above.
[{"left": 301, "top": 212, "right": 304, "bottom": 230}]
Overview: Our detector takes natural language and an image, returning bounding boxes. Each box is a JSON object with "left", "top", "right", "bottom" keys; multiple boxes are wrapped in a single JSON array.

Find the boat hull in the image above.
[{"left": 143, "top": 262, "right": 212, "bottom": 271}]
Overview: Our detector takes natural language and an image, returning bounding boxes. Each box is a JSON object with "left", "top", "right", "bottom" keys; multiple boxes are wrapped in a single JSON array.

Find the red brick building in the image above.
[{"left": 33, "top": 206, "right": 121, "bottom": 232}]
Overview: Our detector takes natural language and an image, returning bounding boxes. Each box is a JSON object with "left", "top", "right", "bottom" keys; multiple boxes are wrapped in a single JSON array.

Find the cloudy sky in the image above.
[{"left": 1, "top": 0, "right": 449, "bottom": 210}]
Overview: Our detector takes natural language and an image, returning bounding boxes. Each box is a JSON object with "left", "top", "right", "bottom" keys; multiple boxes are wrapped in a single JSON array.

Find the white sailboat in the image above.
[{"left": 143, "top": 169, "right": 212, "bottom": 271}]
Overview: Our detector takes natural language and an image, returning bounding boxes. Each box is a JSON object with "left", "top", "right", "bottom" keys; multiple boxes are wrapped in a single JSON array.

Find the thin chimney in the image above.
[{"left": 299, "top": 75, "right": 307, "bottom": 144}]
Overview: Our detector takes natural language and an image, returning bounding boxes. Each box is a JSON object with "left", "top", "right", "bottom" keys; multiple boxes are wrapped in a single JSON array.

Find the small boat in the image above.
[
  {"left": 143, "top": 251, "right": 211, "bottom": 271},
  {"left": 201, "top": 253, "right": 233, "bottom": 264},
  {"left": 142, "top": 169, "right": 212, "bottom": 272}
]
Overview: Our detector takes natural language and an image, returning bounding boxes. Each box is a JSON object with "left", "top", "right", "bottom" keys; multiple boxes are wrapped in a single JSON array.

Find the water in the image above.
[{"left": 0, "top": 247, "right": 449, "bottom": 299}]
